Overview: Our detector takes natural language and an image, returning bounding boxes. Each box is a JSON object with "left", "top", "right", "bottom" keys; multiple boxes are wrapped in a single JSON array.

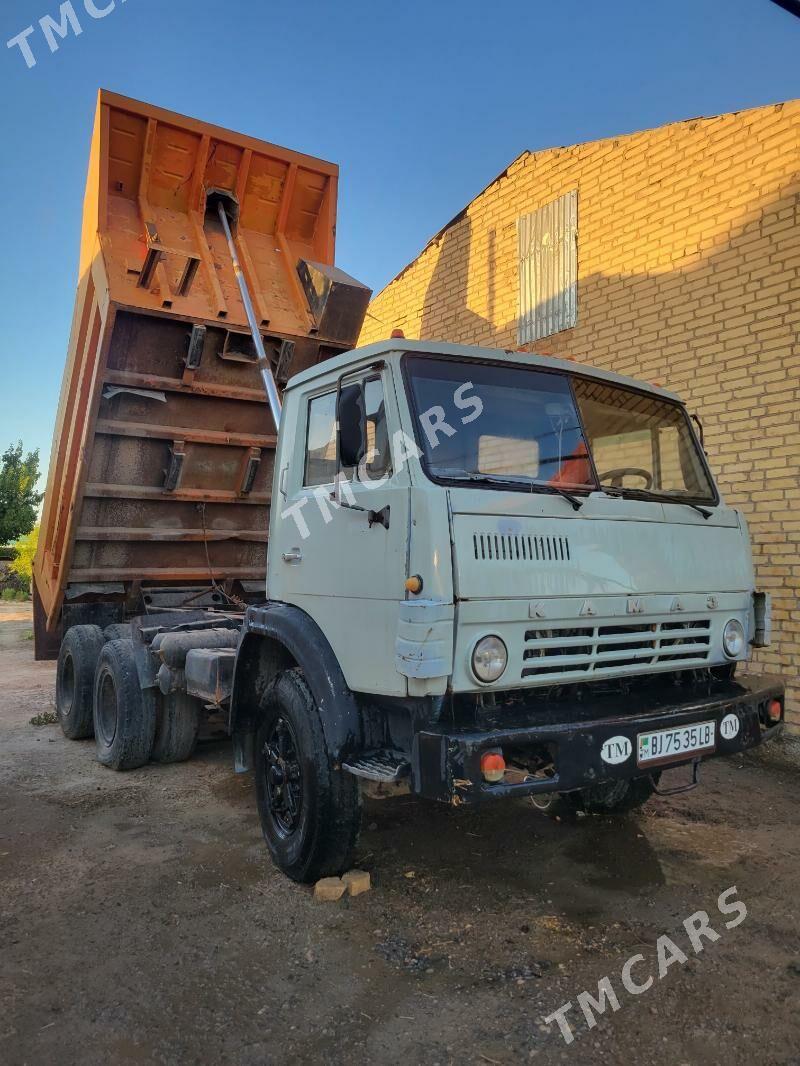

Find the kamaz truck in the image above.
[{"left": 38, "top": 93, "right": 785, "bottom": 883}]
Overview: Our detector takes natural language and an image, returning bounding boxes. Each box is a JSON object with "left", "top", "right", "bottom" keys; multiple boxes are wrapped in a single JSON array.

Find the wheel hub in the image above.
[
  {"left": 96, "top": 670, "right": 118, "bottom": 745},
  {"left": 262, "top": 716, "right": 302, "bottom": 836},
  {"left": 60, "top": 652, "right": 75, "bottom": 718}
]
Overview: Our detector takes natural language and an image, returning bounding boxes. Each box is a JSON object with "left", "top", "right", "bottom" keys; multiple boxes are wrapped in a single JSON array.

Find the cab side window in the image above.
[
  {"left": 303, "top": 391, "right": 337, "bottom": 486},
  {"left": 363, "top": 376, "right": 392, "bottom": 481},
  {"left": 302, "top": 376, "right": 393, "bottom": 487}
]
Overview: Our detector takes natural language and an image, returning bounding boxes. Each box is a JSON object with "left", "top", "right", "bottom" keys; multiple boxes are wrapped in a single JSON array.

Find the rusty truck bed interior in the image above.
[{"left": 34, "top": 91, "right": 370, "bottom": 657}]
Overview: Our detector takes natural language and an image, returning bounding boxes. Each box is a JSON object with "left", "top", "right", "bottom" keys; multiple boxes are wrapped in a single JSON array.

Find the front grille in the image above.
[
  {"left": 473, "top": 532, "right": 570, "bottom": 562},
  {"left": 521, "top": 618, "right": 711, "bottom": 680}
]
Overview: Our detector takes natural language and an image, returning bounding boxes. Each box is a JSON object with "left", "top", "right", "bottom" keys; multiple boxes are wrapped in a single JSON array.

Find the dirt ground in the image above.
[{"left": 1, "top": 603, "right": 799, "bottom": 1066}]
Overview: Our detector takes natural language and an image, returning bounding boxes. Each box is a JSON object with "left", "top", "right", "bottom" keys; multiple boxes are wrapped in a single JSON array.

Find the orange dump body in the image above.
[{"left": 33, "top": 91, "right": 370, "bottom": 657}]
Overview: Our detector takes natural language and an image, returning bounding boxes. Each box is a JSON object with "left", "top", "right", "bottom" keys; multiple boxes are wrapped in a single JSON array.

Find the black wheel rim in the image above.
[
  {"left": 96, "top": 670, "right": 118, "bottom": 746},
  {"left": 262, "top": 716, "right": 303, "bottom": 838},
  {"left": 59, "top": 652, "right": 75, "bottom": 718}
]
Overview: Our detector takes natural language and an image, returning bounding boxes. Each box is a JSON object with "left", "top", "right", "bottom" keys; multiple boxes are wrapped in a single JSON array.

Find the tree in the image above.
[
  {"left": 11, "top": 524, "right": 39, "bottom": 583},
  {"left": 0, "top": 443, "right": 42, "bottom": 545}
]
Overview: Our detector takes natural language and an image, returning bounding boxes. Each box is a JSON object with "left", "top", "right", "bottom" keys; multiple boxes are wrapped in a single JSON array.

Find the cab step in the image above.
[{"left": 343, "top": 750, "right": 410, "bottom": 783}]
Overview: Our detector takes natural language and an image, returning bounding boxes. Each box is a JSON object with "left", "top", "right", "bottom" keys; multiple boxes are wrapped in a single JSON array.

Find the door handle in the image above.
[{"left": 282, "top": 548, "right": 302, "bottom": 564}]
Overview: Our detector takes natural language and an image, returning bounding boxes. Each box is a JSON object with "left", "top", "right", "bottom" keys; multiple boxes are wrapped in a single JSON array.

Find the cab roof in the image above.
[{"left": 285, "top": 338, "right": 681, "bottom": 403}]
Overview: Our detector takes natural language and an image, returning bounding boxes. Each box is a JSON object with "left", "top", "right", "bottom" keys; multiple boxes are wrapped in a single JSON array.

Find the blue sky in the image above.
[{"left": 0, "top": 0, "right": 797, "bottom": 484}]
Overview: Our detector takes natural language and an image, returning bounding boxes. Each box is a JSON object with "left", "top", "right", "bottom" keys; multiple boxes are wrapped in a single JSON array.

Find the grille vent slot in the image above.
[
  {"left": 473, "top": 533, "right": 570, "bottom": 563},
  {"left": 521, "top": 618, "right": 711, "bottom": 680}
]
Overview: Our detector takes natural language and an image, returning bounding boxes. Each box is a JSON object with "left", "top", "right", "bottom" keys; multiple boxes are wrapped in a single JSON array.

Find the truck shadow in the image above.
[
  {"left": 357, "top": 794, "right": 666, "bottom": 911},
  {"left": 196, "top": 734, "right": 668, "bottom": 904}
]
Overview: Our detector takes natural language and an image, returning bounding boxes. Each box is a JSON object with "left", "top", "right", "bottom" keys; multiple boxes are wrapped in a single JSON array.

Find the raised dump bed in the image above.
[{"left": 33, "top": 91, "right": 369, "bottom": 657}]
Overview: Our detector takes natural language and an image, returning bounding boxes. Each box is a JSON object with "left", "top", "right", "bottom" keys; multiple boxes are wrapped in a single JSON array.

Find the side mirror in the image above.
[{"left": 337, "top": 382, "right": 366, "bottom": 470}]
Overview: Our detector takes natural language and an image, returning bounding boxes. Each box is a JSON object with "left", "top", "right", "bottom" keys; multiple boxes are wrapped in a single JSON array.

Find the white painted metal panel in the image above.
[{"left": 518, "top": 190, "right": 578, "bottom": 344}]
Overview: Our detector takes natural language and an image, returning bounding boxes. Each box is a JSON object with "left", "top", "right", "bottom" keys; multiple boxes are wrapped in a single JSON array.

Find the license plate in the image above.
[{"left": 637, "top": 720, "right": 715, "bottom": 766}]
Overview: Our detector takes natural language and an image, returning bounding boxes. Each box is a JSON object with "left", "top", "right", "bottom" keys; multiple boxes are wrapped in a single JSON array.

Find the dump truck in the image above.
[{"left": 40, "top": 93, "right": 785, "bottom": 884}]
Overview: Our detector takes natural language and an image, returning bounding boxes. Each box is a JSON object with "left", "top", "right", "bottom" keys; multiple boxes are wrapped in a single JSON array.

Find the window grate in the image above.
[{"left": 518, "top": 190, "right": 578, "bottom": 344}]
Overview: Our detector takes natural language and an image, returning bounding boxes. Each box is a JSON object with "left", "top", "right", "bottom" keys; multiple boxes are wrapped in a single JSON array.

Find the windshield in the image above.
[
  {"left": 572, "top": 378, "right": 715, "bottom": 502},
  {"left": 405, "top": 355, "right": 595, "bottom": 490},
  {"left": 404, "top": 355, "right": 716, "bottom": 503}
]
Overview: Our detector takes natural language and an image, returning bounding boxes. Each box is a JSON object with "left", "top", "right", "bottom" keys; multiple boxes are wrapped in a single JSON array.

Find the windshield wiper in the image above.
[
  {"left": 437, "top": 470, "right": 584, "bottom": 511},
  {"left": 538, "top": 484, "right": 584, "bottom": 512},
  {"left": 602, "top": 486, "right": 713, "bottom": 520}
]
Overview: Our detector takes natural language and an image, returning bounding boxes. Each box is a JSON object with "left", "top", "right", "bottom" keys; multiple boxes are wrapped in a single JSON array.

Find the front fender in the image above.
[{"left": 229, "top": 602, "right": 363, "bottom": 770}]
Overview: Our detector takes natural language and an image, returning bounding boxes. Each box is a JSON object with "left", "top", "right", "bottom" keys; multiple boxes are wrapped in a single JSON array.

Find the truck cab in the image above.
[{"left": 226, "top": 338, "right": 783, "bottom": 879}]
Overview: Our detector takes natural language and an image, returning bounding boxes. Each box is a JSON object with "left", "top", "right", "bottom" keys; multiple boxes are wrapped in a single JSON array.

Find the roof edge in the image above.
[
  {"left": 286, "top": 338, "right": 681, "bottom": 402},
  {"left": 371, "top": 97, "right": 797, "bottom": 300}
]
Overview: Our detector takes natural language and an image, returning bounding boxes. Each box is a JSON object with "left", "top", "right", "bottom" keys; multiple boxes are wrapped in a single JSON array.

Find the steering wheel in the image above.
[{"left": 599, "top": 467, "right": 653, "bottom": 489}]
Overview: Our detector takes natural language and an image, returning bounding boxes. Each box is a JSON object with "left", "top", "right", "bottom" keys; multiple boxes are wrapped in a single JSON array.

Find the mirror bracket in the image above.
[{"left": 368, "top": 505, "right": 390, "bottom": 530}]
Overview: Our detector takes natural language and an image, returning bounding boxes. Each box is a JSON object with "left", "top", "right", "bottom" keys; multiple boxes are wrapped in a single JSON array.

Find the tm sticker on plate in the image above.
[{"left": 637, "top": 720, "right": 715, "bottom": 765}]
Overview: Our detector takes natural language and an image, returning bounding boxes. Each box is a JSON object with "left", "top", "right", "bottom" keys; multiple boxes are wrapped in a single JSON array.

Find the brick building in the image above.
[{"left": 359, "top": 100, "right": 800, "bottom": 724}]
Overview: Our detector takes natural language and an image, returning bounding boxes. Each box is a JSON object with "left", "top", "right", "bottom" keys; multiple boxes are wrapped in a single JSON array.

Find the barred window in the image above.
[{"left": 518, "top": 190, "right": 578, "bottom": 344}]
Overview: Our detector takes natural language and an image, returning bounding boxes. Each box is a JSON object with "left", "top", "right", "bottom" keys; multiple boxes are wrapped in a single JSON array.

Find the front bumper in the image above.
[{"left": 410, "top": 672, "right": 784, "bottom": 803}]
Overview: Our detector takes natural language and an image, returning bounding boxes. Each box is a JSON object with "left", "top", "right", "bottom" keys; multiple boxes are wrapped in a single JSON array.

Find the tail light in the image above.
[
  {"left": 767, "top": 699, "right": 782, "bottom": 724},
  {"left": 481, "top": 750, "right": 506, "bottom": 783}
]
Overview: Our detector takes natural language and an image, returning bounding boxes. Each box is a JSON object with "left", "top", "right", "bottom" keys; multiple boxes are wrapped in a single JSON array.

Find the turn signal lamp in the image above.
[
  {"left": 405, "top": 575, "right": 423, "bottom": 594},
  {"left": 481, "top": 751, "right": 506, "bottom": 783}
]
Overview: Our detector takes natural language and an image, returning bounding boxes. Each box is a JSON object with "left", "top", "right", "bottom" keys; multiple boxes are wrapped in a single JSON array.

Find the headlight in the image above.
[
  {"left": 722, "top": 619, "right": 745, "bottom": 658},
  {"left": 472, "top": 635, "right": 508, "bottom": 683}
]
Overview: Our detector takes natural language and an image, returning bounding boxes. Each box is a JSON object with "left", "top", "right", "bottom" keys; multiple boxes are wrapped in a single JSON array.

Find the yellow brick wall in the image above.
[{"left": 360, "top": 100, "right": 800, "bottom": 725}]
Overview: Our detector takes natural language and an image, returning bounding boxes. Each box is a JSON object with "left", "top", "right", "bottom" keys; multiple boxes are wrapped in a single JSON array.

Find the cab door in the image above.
[{"left": 270, "top": 365, "right": 410, "bottom": 696}]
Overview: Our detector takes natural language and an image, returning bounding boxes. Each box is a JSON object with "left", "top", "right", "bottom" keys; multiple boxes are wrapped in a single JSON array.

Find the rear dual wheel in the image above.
[
  {"left": 103, "top": 622, "right": 132, "bottom": 643},
  {"left": 57, "top": 629, "right": 201, "bottom": 770},
  {"left": 56, "top": 625, "right": 105, "bottom": 739},
  {"left": 151, "top": 690, "right": 201, "bottom": 764},
  {"left": 94, "top": 645, "right": 201, "bottom": 769},
  {"left": 93, "top": 639, "right": 157, "bottom": 771}
]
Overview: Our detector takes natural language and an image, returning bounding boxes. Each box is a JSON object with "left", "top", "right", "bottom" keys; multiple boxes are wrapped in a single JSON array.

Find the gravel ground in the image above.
[{"left": 1, "top": 602, "right": 799, "bottom": 1065}]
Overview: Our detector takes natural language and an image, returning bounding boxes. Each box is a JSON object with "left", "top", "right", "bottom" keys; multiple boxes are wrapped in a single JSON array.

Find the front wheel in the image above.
[{"left": 255, "top": 668, "right": 361, "bottom": 883}]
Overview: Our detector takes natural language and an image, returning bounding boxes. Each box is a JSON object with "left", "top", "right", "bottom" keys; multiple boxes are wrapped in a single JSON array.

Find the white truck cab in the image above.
[{"left": 270, "top": 340, "right": 766, "bottom": 699}]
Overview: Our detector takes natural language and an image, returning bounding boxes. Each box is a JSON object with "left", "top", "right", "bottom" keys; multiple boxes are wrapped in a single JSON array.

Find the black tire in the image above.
[
  {"left": 255, "top": 667, "right": 361, "bottom": 883},
  {"left": 530, "top": 790, "right": 583, "bottom": 818},
  {"left": 533, "top": 776, "right": 659, "bottom": 818},
  {"left": 579, "top": 775, "right": 659, "bottom": 814},
  {"left": 152, "top": 690, "right": 201, "bottom": 763},
  {"left": 103, "top": 622, "right": 132, "bottom": 643},
  {"left": 56, "top": 625, "right": 105, "bottom": 739},
  {"left": 93, "top": 639, "right": 156, "bottom": 770}
]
